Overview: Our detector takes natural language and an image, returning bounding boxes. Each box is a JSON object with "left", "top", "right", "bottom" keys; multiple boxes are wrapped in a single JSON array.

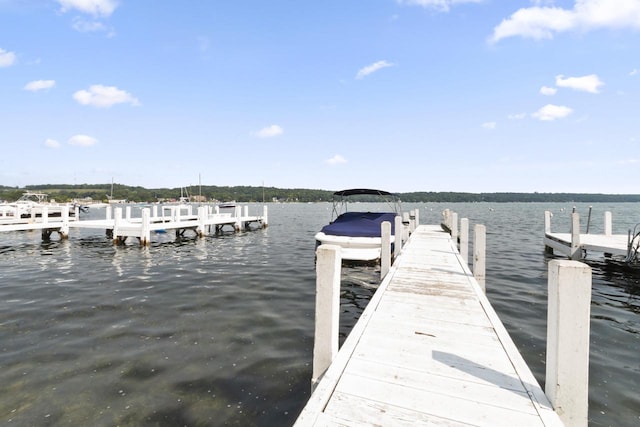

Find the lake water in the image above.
[{"left": 0, "top": 202, "right": 638, "bottom": 426}]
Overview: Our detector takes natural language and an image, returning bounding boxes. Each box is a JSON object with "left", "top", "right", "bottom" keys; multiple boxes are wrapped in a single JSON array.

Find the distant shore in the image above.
[{"left": 1, "top": 183, "right": 640, "bottom": 204}]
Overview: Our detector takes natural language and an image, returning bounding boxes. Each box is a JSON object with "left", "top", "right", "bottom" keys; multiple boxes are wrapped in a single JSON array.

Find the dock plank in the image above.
[{"left": 295, "top": 225, "right": 562, "bottom": 426}]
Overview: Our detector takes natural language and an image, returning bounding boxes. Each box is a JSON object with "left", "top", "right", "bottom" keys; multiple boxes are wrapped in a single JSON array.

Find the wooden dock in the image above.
[
  {"left": 543, "top": 210, "right": 637, "bottom": 261},
  {"left": 0, "top": 204, "right": 267, "bottom": 245},
  {"left": 296, "top": 225, "right": 565, "bottom": 426}
]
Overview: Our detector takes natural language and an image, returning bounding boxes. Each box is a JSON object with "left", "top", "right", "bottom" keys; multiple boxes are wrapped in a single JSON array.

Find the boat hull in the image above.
[{"left": 314, "top": 232, "right": 395, "bottom": 261}]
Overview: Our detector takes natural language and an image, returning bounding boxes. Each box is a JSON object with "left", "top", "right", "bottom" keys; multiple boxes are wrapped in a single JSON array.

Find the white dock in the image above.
[
  {"left": 296, "top": 225, "right": 565, "bottom": 426},
  {"left": 0, "top": 204, "right": 267, "bottom": 245},
  {"left": 543, "top": 210, "right": 635, "bottom": 260}
]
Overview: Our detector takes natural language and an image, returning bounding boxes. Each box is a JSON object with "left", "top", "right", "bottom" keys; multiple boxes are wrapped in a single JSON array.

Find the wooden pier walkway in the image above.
[{"left": 296, "top": 225, "right": 563, "bottom": 426}]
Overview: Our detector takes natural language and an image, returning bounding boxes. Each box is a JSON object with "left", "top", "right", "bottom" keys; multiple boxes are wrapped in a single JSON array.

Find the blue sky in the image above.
[{"left": 1, "top": 0, "right": 639, "bottom": 193}]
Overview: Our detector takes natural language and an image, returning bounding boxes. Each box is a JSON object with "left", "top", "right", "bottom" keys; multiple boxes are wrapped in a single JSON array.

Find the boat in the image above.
[{"left": 314, "top": 189, "right": 402, "bottom": 262}]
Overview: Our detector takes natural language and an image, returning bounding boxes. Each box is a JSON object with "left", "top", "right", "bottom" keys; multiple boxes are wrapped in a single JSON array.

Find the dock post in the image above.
[
  {"left": 409, "top": 210, "right": 416, "bottom": 233},
  {"left": 473, "top": 224, "right": 486, "bottom": 292},
  {"left": 604, "top": 211, "right": 612, "bottom": 236},
  {"left": 545, "top": 211, "right": 552, "bottom": 234},
  {"left": 125, "top": 205, "right": 132, "bottom": 220},
  {"left": 106, "top": 205, "right": 112, "bottom": 221},
  {"left": 570, "top": 213, "right": 581, "bottom": 260},
  {"left": 152, "top": 205, "right": 158, "bottom": 219},
  {"left": 460, "top": 218, "right": 469, "bottom": 265},
  {"left": 312, "top": 244, "right": 341, "bottom": 391},
  {"left": 394, "top": 215, "right": 403, "bottom": 258},
  {"left": 451, "top": 212, "right": 458, "bottom": 242},
  {"left": 113, "top": 207, "right": 122, "bottom": 244},
  {"left": 414, "top": 208, "right": 419, "bottom": 227},
  {"left": 262, "top": 205, "right": 269, "bottom": 228},
  {"left": 197, "top": 206, "right": 206, "bottom": 237},
  {"left": 546, "top": 260, "right": 591, "bottom": 427},
  {"left": 140, "top": 208, "right": 151, "bottom": 246},
  {"left": 234, "top": 206, "right": 242, "bottom": 232},
  {"left": 59, "top": 205, "right": 69, "bottom": 239},
  {"left": 381, "top": 221, "right": 391, "bottom": 279}
]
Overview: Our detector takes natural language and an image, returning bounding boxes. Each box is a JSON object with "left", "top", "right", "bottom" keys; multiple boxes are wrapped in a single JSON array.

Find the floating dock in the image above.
[
  {"left": 296, "top": 224, "right": 569, "bottom": 426},
  {"left": 543, "top": 210, "right": 637, "bottom": 261},
  {"left": 0, "top": 204, "right": 267, "bottom": 245}
]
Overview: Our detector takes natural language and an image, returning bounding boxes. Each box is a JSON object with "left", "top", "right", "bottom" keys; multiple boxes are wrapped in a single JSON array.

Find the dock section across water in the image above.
[
  {"left": 297, "top": 216, "right": 592, "bottom": 425},
  {"left": 543, "top": 210, "right": 639, "bottom": 262},
  {"left": 0, "top": 203, "right": 267, "bottom": 245}
]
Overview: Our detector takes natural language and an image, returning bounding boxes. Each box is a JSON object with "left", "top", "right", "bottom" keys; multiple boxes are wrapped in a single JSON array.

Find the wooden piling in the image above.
[
  {"left": 381, "top": 221, "right": 391, "bottom": 279},
  {"left": 473, "top": 224, "right": 486, "bottom": 292},
  {"left": 570, "top": 213, "right": 581, "bottom": 260},
  {"left": 394, "top": 215, "right": 403, "bottom": 259},
  {"left": 312, "top": 244, "right": 341, "bottom": 391},
  {"left": 460, "top": 218, "right": 469, "bottom": 264},
  {"left": 546, "top": 260, "right": 591, "bottom": 427}
]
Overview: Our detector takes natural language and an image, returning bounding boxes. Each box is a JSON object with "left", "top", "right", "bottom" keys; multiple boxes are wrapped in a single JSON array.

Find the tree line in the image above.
[{"left": 1, "top": 184, "right": 640, "bottom": 203}]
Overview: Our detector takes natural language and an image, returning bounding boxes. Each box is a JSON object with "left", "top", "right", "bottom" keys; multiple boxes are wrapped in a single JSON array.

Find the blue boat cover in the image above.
[{"left": 320, "top": 211, "right": 397, "bottom": 237}]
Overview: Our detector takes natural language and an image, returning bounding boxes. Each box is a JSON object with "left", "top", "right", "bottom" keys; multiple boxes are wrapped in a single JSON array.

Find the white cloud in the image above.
[
  {"left": 57, "top": 0, "right": 118, "bottom": 17},
  {"left": 396, "top": 0, "right": 483, "bottom": 12},
  {"left": 490, "top": 0, "right": 640, "bottom": 43},
  {"left": 482, "top": 122, "right": 496, "bottom": 130},
  {"left": 631, "top": 69, "right": 639, "bottom": 76},
  {"left": 508, "top": 113, "right": 526, "bottom": 120},
  {"left": 326, "top": 154, "right": 347, "bottom": 165},
  {"left": 540, "top": 85, "right": 557, "bottom": 95},
  {"left": 255, "top": 125, "right": 283, "bottom": 138},
  {"left": 555, "top": 74, "right": 604, "bottom": 93},
  {"left": 0, "top": 48, "right": 17, "bottom": 67},
  {"left": 72, "top": 17, "right": 108, "bottom": 33},
  {"left": 356, "top": 60, "right": 394, "bottom": 79},
  {"left": 73, "top": 85, "right": 140, "bottom": 107},
  {"left": 45, "top": 139, "right": 60, "bottom": 149},
  {"left": 532, "top": 104, "right": 573, "bottom": 121},
  {"left": 68, "top": 134, "right": 98, "bottom": 147},
  {"left": 24, "top": 80, "right": 56, "bottom": 92}
]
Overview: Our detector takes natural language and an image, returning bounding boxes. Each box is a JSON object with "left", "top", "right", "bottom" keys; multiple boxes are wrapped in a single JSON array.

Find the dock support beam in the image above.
[
  {"left": 312, "top": 244, "right": 341, "bottom": 391},
  {"left": 473, "top": 224, "right": 486, "bottom": 292},
  {"left": 262, "top": 205, "right": 269, "bottom": 228},
  {"left": 546, "top": 260, "right": 591, "bottom": 427}
]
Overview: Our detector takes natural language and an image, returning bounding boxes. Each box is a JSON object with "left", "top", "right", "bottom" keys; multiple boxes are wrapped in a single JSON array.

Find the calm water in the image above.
[{"left": 0, "top": 203, "right": 638, "bottom": 426}]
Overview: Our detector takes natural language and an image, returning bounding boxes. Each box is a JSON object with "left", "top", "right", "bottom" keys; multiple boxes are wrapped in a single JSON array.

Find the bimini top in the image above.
[{"left": 333, "top": 189, "right": 394, "bottom": 197}]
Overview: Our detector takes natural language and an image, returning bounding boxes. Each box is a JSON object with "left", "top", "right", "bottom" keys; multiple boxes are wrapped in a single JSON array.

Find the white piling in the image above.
[
  {"left": 604, "top": 211, "right": 612, "bottom": 236},
  {"left": 473, "top": 224, "right": 486, "bottom": 292},
  {"left": 571, "top": 213, "right": 581, "bottom": 260},
  {"left": 312, "top": 244, "right": 342, "bottom": 391},
  {"left": 113, "top": 207, "right": 122, "bottom": 243},
  {"left": 140, "top": 208, "right": 151, "bottom": 246},
  {"left": 125, "top": 205, "right": 132, "bottom": 220},
  {"left": 414, "top": 209, "right": 420, "bottom": 227},
  {"left": 263, "top": 205, "right": 269, "bottom": 228},
  {"left": 460, "top": 218, "right": 469, "bottom": 265},
  {"left": 451, "top": 212, "right": 458, "bottom": 241},
  {"left": 197, "top": 206, "right": 207, "bottom": 237},
  {"left": 545, "top": 211, "right": 552, "bottom": 234},
  {"left": 546, "top": 260, "right": 591, "bottom": 427},
  {"left": 59, "top": 205, "right": 69, "bottom": 238},
  {"left": 381, "top": 221, "right": 391, "bottom": 279},
  {"left": 394, "top": 215, "right": 403, "bottom": 259}
]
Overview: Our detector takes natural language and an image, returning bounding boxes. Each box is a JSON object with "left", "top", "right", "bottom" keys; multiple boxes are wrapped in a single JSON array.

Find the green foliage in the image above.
[{"left": 1, "top": 184, "right": 640, "bottom": 203}]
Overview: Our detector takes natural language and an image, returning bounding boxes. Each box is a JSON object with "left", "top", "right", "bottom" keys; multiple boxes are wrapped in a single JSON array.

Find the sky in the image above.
[{"left": 1, "top": 0, "right": 640, "bottom": 194}]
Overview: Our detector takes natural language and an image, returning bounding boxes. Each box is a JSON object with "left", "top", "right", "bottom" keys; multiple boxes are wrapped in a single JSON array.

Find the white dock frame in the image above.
[{"left": 0, "top": 204, "right": 268, "bottom": 246}]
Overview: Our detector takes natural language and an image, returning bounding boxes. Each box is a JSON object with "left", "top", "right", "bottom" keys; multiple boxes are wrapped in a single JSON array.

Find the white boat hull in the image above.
[{"left": 314, "top": 232, "right": 395, "bottom": 261}]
